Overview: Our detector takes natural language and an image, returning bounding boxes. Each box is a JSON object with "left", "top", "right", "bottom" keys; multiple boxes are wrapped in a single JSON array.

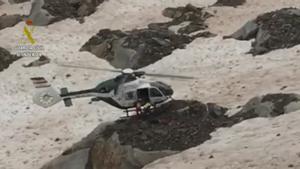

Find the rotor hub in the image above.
[{"left": 122, "top": 68, "right": 134, "bottom": 74}]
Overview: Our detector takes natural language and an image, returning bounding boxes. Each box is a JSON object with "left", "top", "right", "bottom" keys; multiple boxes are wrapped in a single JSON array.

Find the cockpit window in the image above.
[
  {"left": 150, "top": 88, "right": 162, "bottom": 97},
  {"left": 126, "top": 91, "right": 135, "bottom": 100}
]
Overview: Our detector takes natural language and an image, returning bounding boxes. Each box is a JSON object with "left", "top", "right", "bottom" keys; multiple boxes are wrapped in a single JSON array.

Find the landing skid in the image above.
[
  {"left": 120, "top": 99, "right": 172, "bottom": 119},
  {"left": 121, "top": 108, "right": 152, "bottom": 118}
]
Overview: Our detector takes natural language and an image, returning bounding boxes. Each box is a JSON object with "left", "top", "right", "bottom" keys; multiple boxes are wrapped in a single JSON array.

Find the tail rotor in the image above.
[{"left": 31, "top": 77, "right": 62, "bottom": 108}]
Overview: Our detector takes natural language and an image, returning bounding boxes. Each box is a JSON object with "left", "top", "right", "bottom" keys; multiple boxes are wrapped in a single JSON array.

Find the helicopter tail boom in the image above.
[{"left": 31, "top": 77, "right": 110, "bottom": 108}]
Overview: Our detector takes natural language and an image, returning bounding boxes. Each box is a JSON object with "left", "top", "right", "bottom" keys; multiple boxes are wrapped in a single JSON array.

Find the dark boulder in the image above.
[
  {"left": 41, "top": 149, "right": 89, "bottom": 169},
  {"left": 8, "top": 0, "right": 30, "bottom": 4},
  {"left": 41, "top": 122, "right": 177, "bottom": 169},
  {"left": 80, "top": 29, "right": 194, "bottom": 69},
  {"left": 28, "top": 0, "right": 105, "bottom": 25},
  {"left": 101, "top": 100, "right": 231, "bottom": 151},
  {"left": 85, "top": 134, "right": 176, "bottom": 169},
  {"left": 22, "top": 55, "right": 50, "bottom": 67},
  {"left": 225, "top": 8, "right": 300, "bottom": 55},
  {"left": 81, "top": 4, "right": 215, "bottom": 69},
  {"left": 40, "top": 94, "right": 300, "bottom": 169},
  {"left": 42, "top": 0, "right": 105, "bottom": 21},
  {"left": 151, "top": 4, "right": 213, "bottom": 35},
  {"left": 0, "top": 47, "right": 21, "bottom": 72},
  {"left": 40, "top": 100, "right": 230, "bottom": 169},
  {"left": 213, "top": 0, "right": 246, "bottom": 7},
  {"left": 0, "top": 14, "right": 23, "bottom": 30},
  {"left": 231, "top": 93, "right": 300, "bottom": 121}
]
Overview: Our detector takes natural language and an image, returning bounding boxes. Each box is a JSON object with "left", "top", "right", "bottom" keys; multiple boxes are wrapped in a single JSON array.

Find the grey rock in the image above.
[
  {"left": 32, "top": 0, "right": 105, "bottom": 25},
  {"left": 232, "top": 93, "right": 300, "bottom": 120},
  {"left": 67, "top": 0, "right": 81, "bottom": 4},
  {"left": 0, "top": 14, "right": 23, "bottom": 30},
  {"left": 63, "top": 122, "right": 113, "bottom": 155},
  {"left": 110, "top": 38, "right": 137, "bottom": 68},
  {"left": 22, "top": 55, "right": 50, "bottom": 67},
  {"left": 0, "top": 47, "right": 21, "bottom": 72},
  {"left": 86, "top": 133, "right": 177, "bottom": 169},
  {"left": 42, "top": 123, "right": 177, "bottom": 169},
  {"left": 213, "top": 0, "right": 246, "bottom": 7},
  {"left": 226, "top": 8, "right": 300, "bottom": 55},
  {"left": 41, "top": 149, "right": 89, "bottom": 169},
  {"left": 8, "top": 0, "right": 30, "bottom": 4},
  {"left": 224, "top": 20, "right": 258, "bottom": 40},
  {"left": 24, "top": 0, "right": 105, "bottom": 26},
  {"left": 207, "top": 103, "right": 228, "bottom": 117},
  {"left": 285, "top": 101, "right": 300, "bottom": 114},
  {"left": 81, "top": 29, "right": 193, "bottom": 69},
  {"left": 249, "top": 28, "right": 271, "bottom": 55},
  {"left": 81, "top": 5, "right": 214, "bottom": 69}
]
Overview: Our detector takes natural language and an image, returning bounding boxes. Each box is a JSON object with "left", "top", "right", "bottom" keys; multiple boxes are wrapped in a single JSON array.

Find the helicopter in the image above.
[{"left": 31, "top": 62, "right": 195, "bottom": 115}]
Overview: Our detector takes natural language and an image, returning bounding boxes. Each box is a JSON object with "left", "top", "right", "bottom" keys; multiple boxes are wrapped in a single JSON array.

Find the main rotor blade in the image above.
[
  {"left": 55, "top": 62, "right": 122, "bottom": 73},
  {"left": 55, "top": 61, "right": 195, "bottom": 79},
  {"left": 145, "top": 72, "right": 195, "bottom": 79}
]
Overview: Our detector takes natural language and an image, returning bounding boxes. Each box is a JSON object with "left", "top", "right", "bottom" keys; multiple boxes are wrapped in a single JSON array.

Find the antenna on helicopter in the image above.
[{"left": 55, "top": 61, "right": 196, "bottom": 80}]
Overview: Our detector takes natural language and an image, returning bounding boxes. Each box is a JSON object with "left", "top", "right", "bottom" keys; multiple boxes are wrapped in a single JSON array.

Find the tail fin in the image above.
[{"left": 31, "top": 77, "right": 62, "bottom": 108}]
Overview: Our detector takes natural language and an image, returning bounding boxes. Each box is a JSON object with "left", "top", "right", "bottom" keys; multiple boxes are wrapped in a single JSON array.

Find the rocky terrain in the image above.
[
  {"left": 0, "top": 14, "right": 23, "bottom": 30},
  {"left": 41, "top": 93, "right": 300, "bottom": 169},
  {"left": 41, "top": 0, "right": 105, "bottom": 23},
  {"left": 232, "top": 93, "right": 300, "bottom": 120},
  {"left": 81, "top": 4, "right": 215, "bottom": 69},
  {"left": 213, "top": 0, "right": 246, "bottom": 7},
  {"left": 225, "top": 8, "right": 300, "bottom": 55},
  {"left": 22, "top": 55, "right": 51, "bottom": 67},
  {"left": 0, "top": 0, "right": 300, "bottom": 169},
  {"left": 25, "top": 0, "right": 106, "bottom": 25},
  {"left": 0, "top": 47, "right": 21, "bottom": 72},
  {"left": 8, "top": 0, "right": 30, "bottom": 4},
  {"left": 102, "top": 100, "right": 230, "bottom": 151}
]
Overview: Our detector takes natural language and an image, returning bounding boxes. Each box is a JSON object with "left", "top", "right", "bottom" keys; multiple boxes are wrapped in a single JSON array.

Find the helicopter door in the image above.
[
  {"left": 137, "top": 88, "right": 150, "bottom": 103},
  {"left": 123, "top": 90, "right": 136, "bottom": 107},
  {"left": 149, "top": 88, "right": 164, "bottom": 104}
]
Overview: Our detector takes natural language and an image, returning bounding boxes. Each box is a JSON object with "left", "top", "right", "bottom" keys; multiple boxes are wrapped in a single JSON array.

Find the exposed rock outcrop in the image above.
[
  {"left": 231, "top": 93, "right": 300, "bottom": 121},
  {"left": 0, "top": 47, "right": 21, "bottom": 72},
  {"left": 224, "top": 8, "right": 300, "bottom": 55},
  {"left": 41, "top": 100, "right": 229, "bottom": 169},
  {"left": 0, "top": 14, "right": 23, "bottom": 30},
  {"left": 81, "top": 4, "right": 215, "bottom": 69},
  {"left": 41, "top": 122, "right": 177, "bottom": 169},
  {"left": 150, "top": 4, "right": 213, "bottom": 35},
  {"left": 22, "top": 55, "right": 50, "bottom": 67},
  {"left": 213, "top": 0, "right": 246, "bottom": 7},
  {"left": 102, "top": 100, "right": 230, "bottom": 151},
  {"left": 80, "top": 29, "right": 195, "bottom": 69},
  {"left": 40, "top": 94, "right": 300, "bottom": 169},
  {"left": 27, "top": 0, "right": 105, "bottom": 25},
  {"left": 8, "top": 0, "right": 30, "bottom": 4}
]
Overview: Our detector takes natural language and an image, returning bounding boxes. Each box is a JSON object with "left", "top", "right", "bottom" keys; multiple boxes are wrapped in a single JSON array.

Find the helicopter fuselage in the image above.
[{"left": 55, "top": 74, "right": 173, "bottom": 109}]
